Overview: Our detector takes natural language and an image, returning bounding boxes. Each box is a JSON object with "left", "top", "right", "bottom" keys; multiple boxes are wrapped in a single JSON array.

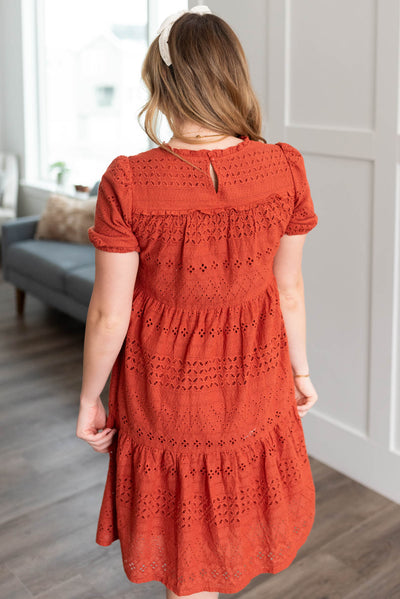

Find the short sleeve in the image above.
[
  {"left": 276, "top": 142, "right": 319, "bottom": 236},
  {"left": 88, "top": 155, "right": 140, "bottom": 253}
]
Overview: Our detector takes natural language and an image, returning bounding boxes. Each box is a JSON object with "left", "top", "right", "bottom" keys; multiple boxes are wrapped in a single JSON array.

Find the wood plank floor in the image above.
[{"left": 1, "top": 270, "right": 399, "bottom": 599}]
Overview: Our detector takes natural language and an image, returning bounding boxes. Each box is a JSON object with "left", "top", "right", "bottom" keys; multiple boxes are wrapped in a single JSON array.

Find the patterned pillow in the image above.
[{"left": 35, "top": 194, "right": 97, "bottom": 245}]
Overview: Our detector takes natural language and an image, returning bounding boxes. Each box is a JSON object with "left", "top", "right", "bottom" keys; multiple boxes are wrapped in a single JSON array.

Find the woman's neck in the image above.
[{"left": 168, "top": 122, "right": 240, "bottom": 149}]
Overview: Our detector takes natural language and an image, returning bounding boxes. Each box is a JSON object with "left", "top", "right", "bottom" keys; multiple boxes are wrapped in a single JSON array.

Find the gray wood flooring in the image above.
[{"left": 0, "top": 271, "right": 399, "bottom": 599}]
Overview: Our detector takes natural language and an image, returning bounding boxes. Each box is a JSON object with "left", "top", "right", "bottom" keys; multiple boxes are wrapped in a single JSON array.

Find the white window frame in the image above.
[{"left": 21, "top": 0, "right": 185, "bottom": 187}]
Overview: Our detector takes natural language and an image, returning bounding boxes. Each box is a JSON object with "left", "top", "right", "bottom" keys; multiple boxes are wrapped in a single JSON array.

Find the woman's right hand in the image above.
[
  {"left": 293, "top": 375, "right": 318, "bottom": 418},
  {"left": 76, "top": 396, "right": 117, "bottom": 453}
]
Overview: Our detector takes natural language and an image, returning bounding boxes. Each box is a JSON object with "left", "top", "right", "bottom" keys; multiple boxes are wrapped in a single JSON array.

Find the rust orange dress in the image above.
[{"left": 88, "top": 135, "right": 319, "bottom": 596}]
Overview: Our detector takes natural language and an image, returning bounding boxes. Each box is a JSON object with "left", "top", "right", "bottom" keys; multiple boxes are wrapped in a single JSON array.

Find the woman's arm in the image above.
[
  {"left": 273, "top": 233, "right": 318, "bottom": 418},
  {"left": 80, "top": 249, "right": 139, "bottom": 403},
  {"left": 76, "top": 248, "right": 139, "bottom": 452}
]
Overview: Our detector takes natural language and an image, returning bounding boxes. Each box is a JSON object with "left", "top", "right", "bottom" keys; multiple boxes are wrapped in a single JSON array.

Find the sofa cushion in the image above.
[
  {"left": 34, "top": 194, "right": 96, "bottom": 244},
  {"left": 7, "top": 239, "right": 95, "bottom": 292},
  {"left": 65, "top": 264, "right": 95, "bottom": 306}
]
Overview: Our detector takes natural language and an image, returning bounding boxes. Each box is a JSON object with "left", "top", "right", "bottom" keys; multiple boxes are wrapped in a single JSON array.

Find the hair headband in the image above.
[{"left": 156, "top": 4, "right": 213, "bottom": 67}]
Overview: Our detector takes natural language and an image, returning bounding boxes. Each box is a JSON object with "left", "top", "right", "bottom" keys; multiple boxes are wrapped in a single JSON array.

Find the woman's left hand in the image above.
[{"left": 76, "top": 397, "right": 117, "bottom": 453}]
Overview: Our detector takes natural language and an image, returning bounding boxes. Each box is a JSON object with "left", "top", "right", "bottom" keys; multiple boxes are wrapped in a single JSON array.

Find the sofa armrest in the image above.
[{"left": 1, "top": 215, "right": 40, "bottom": 268}]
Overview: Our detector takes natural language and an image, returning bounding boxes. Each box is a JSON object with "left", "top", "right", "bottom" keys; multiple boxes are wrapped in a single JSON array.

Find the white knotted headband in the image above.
[{"left": 157, "top": 4, "right": 213, "bottom": 67}]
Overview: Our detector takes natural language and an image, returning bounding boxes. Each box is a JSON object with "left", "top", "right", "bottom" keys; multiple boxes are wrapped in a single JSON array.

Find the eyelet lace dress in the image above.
[{"left": 88, "top": 136, "right": 319, "bottom": 596}]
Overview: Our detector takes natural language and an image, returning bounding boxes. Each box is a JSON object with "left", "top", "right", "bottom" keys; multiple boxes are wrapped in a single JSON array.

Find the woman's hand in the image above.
[
  {"left": 76, "top": 396, "right": 117, "bottom": 453},
  {"left": 293, "top": 376, "right": 318, "bottom": 418}
]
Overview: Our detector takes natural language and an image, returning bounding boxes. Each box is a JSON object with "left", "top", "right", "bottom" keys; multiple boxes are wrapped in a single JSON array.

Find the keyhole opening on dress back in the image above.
[{"left": 209, "top": 161, "right": 219, "bottom": 193}]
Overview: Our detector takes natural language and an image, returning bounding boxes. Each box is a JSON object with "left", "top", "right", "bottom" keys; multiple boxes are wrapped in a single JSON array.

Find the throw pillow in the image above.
[{"left": 35, "top": 194, "right": 97, "bottom": 244}]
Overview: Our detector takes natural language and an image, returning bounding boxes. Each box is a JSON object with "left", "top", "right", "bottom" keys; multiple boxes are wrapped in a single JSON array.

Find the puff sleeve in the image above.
[
  {"left": 88, "top": 155, "right": 140, "bottom": 253},
  {"left": 277, "top": 142, "right": 319, "bottom": 236}
]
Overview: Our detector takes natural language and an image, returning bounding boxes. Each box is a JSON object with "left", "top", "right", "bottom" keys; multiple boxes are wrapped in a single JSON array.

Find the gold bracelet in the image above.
[{"left": 293, "top": 373, "right": 310, "bottom": 377}]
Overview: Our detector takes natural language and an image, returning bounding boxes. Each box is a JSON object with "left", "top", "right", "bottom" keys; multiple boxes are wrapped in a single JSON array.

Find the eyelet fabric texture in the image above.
[{"left": 88, "top": 138, "right": 318, "bottom": 596}]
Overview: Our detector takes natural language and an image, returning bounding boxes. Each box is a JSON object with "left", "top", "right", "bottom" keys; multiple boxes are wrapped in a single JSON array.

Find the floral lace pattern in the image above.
[{"left": 89, "top": 138, "right": 318, "bottom": 595}]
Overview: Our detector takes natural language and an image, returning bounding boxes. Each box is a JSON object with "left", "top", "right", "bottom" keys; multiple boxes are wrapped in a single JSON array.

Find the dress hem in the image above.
[{"left": 95, "top": 529, "right": 313, "bottom": 595}]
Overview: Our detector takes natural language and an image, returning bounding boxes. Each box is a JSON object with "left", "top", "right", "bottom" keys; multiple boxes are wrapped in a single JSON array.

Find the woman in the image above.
[{"left": 76, "top": 5, "right": 319, "bottom": 598}]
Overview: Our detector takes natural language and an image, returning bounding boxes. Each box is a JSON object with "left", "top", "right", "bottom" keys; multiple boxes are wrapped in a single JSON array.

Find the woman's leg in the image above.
[{"left": 165, "top": 587, "right": 219, "bottom": 599}]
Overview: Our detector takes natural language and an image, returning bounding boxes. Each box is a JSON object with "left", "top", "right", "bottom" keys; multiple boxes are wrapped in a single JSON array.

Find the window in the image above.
[{"left": 26, "top": 0, "right": 187, "bottom": 189}]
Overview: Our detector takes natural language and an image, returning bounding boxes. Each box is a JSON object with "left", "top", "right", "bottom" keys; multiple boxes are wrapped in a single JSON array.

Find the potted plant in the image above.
[{"left": 49, "top": 161, "right": 71, "bottom": 186}]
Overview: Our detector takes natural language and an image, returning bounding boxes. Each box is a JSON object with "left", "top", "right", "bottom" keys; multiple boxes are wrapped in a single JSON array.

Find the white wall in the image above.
[
  {"left": 196, "top": 0, "right": 400, "bottom": 503},
  {"left": 0, "top": 0, "right": 25, "bottom": 176},
  {"left": 0, "top": 13, "right": 3, "bottom": 148},
  {"left": 0, "top": 0, "right": 399, "bottom": 501}
]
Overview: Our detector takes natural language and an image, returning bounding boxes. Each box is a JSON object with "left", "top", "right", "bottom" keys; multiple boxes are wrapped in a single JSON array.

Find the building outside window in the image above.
[{"left": 32, "top": 0, "right": 187, "bottom": 190}]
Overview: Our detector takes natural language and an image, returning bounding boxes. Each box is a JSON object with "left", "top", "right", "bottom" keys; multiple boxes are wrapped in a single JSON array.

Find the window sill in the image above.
[{"left": 20, "top": 179, "right": 92, "bottom": 200}]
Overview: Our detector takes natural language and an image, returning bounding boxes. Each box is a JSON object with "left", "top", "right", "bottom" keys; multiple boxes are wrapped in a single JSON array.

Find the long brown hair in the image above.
[{"left": 138, "top": 10, "right": 267, "bottom": 172}]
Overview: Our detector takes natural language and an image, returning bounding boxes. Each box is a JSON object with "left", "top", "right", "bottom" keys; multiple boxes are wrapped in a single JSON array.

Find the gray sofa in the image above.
[{"left": 1, "top": 215, "right": 95, "bottom": 323}]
